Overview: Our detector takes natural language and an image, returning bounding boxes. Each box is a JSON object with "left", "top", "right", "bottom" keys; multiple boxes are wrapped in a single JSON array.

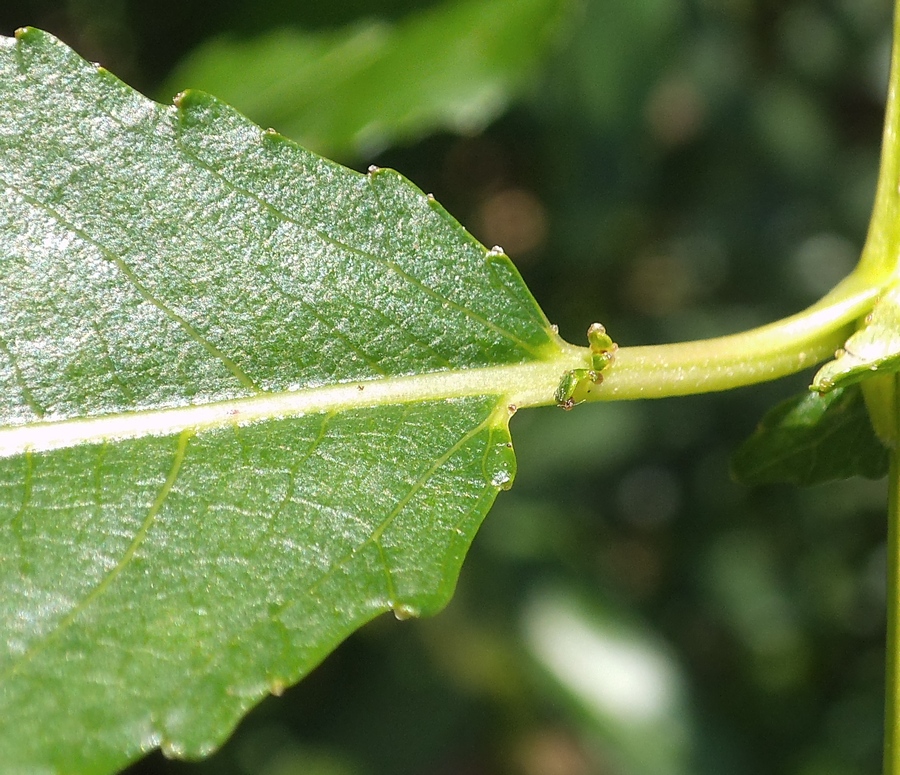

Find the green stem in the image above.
[
  {"left": 888, "top": 375, "right": 900, "bottom": 775},
  {"left": 584, "top": 270, "right": 882, "bottom": 401},
  {"left": 584, "top": 0, "right": 900, "bottom": 407},
  {"left": 860, "top": 0, "right": 900, "bottom": 285},
  {"left": 864, "top": 3, "right": 900, "bottom": 770}
]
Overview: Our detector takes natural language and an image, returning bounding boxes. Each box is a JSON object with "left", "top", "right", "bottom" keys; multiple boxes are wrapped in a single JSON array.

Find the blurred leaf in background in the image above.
[
  {"left": 160, "top": 0, "right": 575, "bottom": 160},
  {"left": 0, "top": 0, "right": 895, "bottom": 774},
  {"left": 522, "top": 585, "right": 693, "bottom": 775}
]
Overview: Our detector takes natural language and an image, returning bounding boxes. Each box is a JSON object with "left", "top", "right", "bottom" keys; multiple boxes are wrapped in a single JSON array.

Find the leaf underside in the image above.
[
  {"left": 2, "top": 400, "right": 514, "bottom": 770},
  {"left": 731, "top": 385, "right": 889, "bottom": 487},
  {"left": 0, "top": 29, "right": 557, "bottom": 773}
]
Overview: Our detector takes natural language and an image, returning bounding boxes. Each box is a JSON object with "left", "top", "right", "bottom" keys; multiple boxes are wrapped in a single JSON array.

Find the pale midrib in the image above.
[
  {"left": 0, "top": 354, "right": 585, "bottom": 458},
  {"left": 0, "top": 271, "right": 878, "bottom": 459}
]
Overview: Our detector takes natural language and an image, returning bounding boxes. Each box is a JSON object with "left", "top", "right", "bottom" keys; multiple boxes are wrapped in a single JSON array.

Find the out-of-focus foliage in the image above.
[
  {"left": 0, "top": 1, "right": 892, "bottom": 774},
  {"left": 160, "top": 0, "right": 574, "bottom": 159}
]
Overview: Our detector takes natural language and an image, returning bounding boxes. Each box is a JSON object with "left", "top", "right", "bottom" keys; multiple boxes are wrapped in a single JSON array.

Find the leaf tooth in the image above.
[
  {"left": 483, "top": 431, "right": 516, "bottom": 491},
  {"left": 391, "top": 602, "right": 420, "bottom": 620},
  {"left": 172, "top": 87, "right": 214, "bottom": 114}
]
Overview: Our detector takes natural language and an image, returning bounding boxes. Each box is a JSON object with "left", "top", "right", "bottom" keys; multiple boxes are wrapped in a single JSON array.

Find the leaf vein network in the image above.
[
  {"left": 0, "top": 430, "right": 191, "bottom": 681},
  {"left": 0, "top": 177, "right": 259, "bottom": 393},
  {"left": 172, "top": 135, "right": 540, "bottom": 359},
  {"left": 306, "top": 411, "right": 495, "bottom": 602},
  {"left": 364, "top": 165, "right": 543, "bottom": 357},
  {"left": 0, "top": 334, "right": 46, "bottom": 419}
]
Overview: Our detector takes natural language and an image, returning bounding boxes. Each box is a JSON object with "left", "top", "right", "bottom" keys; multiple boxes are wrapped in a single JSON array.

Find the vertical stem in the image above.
[
  {"left": 860, "top": 0, "right": 900, "bottom": 284},
  {"left": 889, "top": 475, "right": 900, "bottom": 774},
  {"left": 884, "top": 4, "right": 900, "bottom": 771},
  {"left": 887, "top": 374, "right": 900, "bottom": 775}
]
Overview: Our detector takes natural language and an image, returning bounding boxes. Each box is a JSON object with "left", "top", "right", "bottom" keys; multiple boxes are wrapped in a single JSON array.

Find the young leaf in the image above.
[
  {"left": 812, "top": 283, "right": 900, "bottom": 393},
  {"left": 160, "top": 0, "right": 573, "bottom": 158},
  {"left": 0, "top": 28, "right": 582, "bottom": 773},
  {"left": 731, "top": 386, "right": 889, "bottom": 486}
]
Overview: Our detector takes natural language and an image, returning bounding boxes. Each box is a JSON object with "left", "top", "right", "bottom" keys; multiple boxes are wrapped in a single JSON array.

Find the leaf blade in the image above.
[
  {"left": 0, "top": 399, "right": 515, "bottom": 770},
  {"left": 0, "top": 28, "right": 566, "bottom": 773},
  {"left": 0, "top": 28, "right": 562, "bottom": 427},
  {"left": 731, "top": 385, "right": 889, "bottom": 486}
]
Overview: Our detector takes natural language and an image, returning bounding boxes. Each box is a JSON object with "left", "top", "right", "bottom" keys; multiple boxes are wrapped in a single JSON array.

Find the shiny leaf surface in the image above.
[{"left": 0, "top": 28, "right": 571, "bottom": 773}]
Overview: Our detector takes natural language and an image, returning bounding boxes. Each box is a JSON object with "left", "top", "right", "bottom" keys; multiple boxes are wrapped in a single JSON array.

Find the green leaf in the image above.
[
  {"left": 731, "top": 386, "right": 889, "bottom": 487},
  {"left": 160, "top": 0, "right": 573, "bottom": 159},
  {"left": 811, "top": 283, "right": 900, "bottom": 393},
  {"left": 0, "top": 28, "right": 582, "bottom": 773}
]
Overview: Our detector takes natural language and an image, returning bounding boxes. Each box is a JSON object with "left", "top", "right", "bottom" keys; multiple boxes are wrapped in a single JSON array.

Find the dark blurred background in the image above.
[{"left": 1, "top": 1, "right": 894, "bottom": 773}]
